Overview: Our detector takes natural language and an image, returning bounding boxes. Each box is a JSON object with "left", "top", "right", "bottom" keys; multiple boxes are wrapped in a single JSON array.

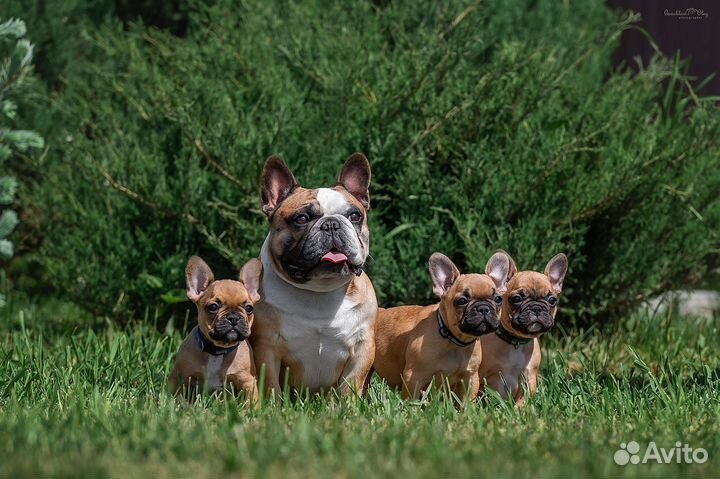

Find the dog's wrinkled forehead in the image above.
[
  {"left": 274, "top": 186, "right": 364, "bottom": 218},
  {"left": 202, "top": 280, "right": 252, "bottom": 307},
  {"left": 449, "top": 274, "right": 496, "bottom": 299},
  {"left": 508, "top": 272, "right": 553, "bottom": 297}
]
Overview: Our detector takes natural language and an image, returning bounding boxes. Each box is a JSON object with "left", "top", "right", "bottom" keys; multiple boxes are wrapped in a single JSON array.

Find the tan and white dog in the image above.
[
  {"left": 477, "top": 253, "right": 568, "bottom": 406},
  {"left": 374, "top": 252, "right": 511, "bottom": 402},
  {"left": 168, "top": 256, "right": 262, "bottom": 402},
  {"left": 251, "top": 154, "right": 377, "bottom": 396}
]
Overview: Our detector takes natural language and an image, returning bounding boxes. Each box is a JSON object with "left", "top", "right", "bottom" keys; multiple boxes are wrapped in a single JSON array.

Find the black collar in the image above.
[
  {"left": 436, "top": 310, "right": 477, "bottom": 347},
  {"left": 195, "top": 327, "right": 240, "bottom": 356},
  {"left": 495, "top": 324, "right": 532, "bottom": 349}
]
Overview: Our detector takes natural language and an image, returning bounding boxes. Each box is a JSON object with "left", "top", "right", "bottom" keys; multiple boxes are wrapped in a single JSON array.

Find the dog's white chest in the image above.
[
  {"left": 204, "top": 355, "right": 224, "bottom": 391},
  {"left": 279, "top": 296, "right": 367, "bottom": 391},
  {"left": 505, "top": 348, "right": 530, "bottom": 372},
  {"left": 258, "top": 239, "right": 376, "bottom": 392}
]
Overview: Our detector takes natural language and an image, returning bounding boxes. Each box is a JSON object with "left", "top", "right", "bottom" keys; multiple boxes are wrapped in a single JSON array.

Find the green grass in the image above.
[{"left": 1, "top": 298, "right": 718, "bottom": 478}]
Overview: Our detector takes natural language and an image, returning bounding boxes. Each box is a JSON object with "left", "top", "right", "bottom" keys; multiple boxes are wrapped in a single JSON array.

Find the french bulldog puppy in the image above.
[
  {"left": 373, "top": 251, "right": 511, "bottom": 401},
  {"left": 168, "top": 256, "right": 262, "bottom": 403},
  {"left": 477, "top": 253, "right": 568, "bottom": 406},
  {"left": 251, "top": 154, "right": 377, "bottom": 396}
]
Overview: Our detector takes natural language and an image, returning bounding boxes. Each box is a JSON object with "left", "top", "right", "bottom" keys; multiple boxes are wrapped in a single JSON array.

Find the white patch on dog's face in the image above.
[
  {"left": 314, "top": 188, "right": 364, "bottom": 268},
  {"left": 317, "top": 188, "right": 351, "bottom": 215},
  {"left": 264, "top": 185, "right": 369, "bottom": 290}
]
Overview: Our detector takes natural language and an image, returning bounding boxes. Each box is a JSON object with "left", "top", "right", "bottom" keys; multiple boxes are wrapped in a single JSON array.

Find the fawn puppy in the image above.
[
  {"left": 168, "top": 256, "right": 262, "bottom": 403},
  {"left": 373, "top": 251, "right": 512, "bottom": 401},
  {"left": 477, "top": 254, "right": 568, "bottom": 406}
]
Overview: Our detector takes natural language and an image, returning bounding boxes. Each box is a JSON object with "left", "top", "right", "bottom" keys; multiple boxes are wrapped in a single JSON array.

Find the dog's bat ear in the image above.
[
  {"left": 261, "top": 156, "right": 298, "bottom": 216},
  {"left": 239, "top": 258, "right": 263, "bottom": 303},
  {"left": 490, "top": 249, "right": 517, "bottom": 293},
  {"left": 485, "top": 251, "right": 511, "bottom": 294},
  {"left": 429, "top": 252, "right": 460, "bottom": 298},
  {"left": 186, "top": 256, "right": 214, "bottom": 302},
  {"left": 544, "top": 253, "right": 568, "bottom": 294},
  {"left": 506, "top": 252, "right": 518, "bottom": 280},
  {"left": 337, "top": 152, "right": 371, "bottom": 210}
]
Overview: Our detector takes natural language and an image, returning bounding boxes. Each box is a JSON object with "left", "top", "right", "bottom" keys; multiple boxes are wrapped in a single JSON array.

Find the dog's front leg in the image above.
[
  {"left": 514, "top": 369, "right": 537, "bottom": 408},
  {"left": 252, "top": 344, "right": 282, "bottom": 397},
  {"left": 452, "top": 372, "right": 479, "bottom": 404},
  {"left": 336, "top": 336, "right": 375, "bottom": 397}
]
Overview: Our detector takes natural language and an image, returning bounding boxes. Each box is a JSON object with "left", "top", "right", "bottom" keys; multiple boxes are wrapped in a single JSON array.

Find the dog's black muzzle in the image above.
[
  {"left": 459, "top": 300, "right": 500, "bottom": 337},
  {"left": 209, "top": 312, "right": 250, "bottom": 343},
  {"left": 511, "top": 301, "right": 554, "bottom": 335}
]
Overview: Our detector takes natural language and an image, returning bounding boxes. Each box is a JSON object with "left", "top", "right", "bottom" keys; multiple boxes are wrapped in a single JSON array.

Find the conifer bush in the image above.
[
  {"left": 15, "top": 0, "right": 720, "bottom": 321},
  {"left": 0, "top": 18, "right": 44, "bottom": 305}
]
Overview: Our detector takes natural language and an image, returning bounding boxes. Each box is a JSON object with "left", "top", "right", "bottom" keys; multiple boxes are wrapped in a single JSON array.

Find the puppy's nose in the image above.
[
  {"left": 320, "top": 219, "right": 341, "bottom": 232},
  {"left": 226, "top": 312, "right": 241, "bottom": 325},
  {"left": 474, "top": 304, "right": 491, "bottom": 315},
  {"left": 529, "top": 304, "right": 544, "bottom": 314}
]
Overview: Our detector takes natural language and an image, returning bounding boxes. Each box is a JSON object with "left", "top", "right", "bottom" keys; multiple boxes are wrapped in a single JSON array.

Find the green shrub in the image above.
[
  {"left": 2, "top": 0, "right": 190, "bottom": 86},
  {"left": 0, "top": 18, "right": 43, "bottom": 282},
  {"left": 17, "top": 0, "right": 720, "bottom": 321}
]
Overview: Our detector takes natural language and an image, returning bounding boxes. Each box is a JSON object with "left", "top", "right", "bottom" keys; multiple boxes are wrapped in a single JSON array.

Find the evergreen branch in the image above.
[
  {"left": 401, "top": 97, "right": 474, "bottom": 156},
  {"left": 191, "top": 137, "right": 248, "bottom": 190},
  {"left": 441, "top": 0, "right": 483, "bottom": 39},
  {"left": 97, "top": 166, "right": 199, "bottom": 224},
  {"left": 553, "top": 48, "right": 593, "bottom": 86}
]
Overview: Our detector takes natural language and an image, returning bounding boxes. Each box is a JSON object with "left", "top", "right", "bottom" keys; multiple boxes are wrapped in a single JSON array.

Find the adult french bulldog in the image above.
[
  {"left": 477, "top": 253, "right": 568, "bottom": 406},
  {"left": 251, "top": 153, "right": 377, "bottom": 396}
]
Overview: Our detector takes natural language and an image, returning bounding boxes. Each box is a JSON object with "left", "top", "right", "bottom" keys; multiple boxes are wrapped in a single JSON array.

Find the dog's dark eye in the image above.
[
  {"left": 294, "top": 214, "right": 310, "bottom": 225},
  {"left": 455, "top": 297, "right": 469, "bottom": 306},
  {"left": 510, "top": 295, "right": 523, "bottom": 305},
  {"left": 244, "top": 304, "right": 254, "bottom": 314},
  {"left": 206, "top": 303, "right": 220, "bottom": 314},
  {"left": 548, "top": 296, "right": 558, "bottom": 306},
  {"left": 494, "top": 295, "right": 503, "bottom": 304},
  {"left": 348, "top": 211, "right": 363, "bottom": 223}
]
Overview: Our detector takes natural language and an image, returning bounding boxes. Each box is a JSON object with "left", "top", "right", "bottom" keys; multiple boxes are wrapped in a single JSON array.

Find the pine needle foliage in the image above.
[
  {"left": 0, "top": 18, "right": 44, "bottom": 260},
  {"left": 12, "top": 1, "right": 720, "bottom": 322}
]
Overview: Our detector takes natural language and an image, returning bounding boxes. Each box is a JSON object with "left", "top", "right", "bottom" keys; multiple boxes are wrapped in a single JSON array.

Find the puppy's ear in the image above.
[
  {"left": 429, "top": 253, "right": 460, "bottom": 298},
  {"left": 239, "top": 258, "right": 263, "bottom": 303},
  {"left": 492, "top": 249, "right": 517, "bottom": 291},
  {"left": 186, "top": 256, "right": 214, "bottom": 302},
  {"left": 544, "top": 253, "right": 568, "bottom": 294},
  {"left": 337, "top": 152, "right": 371, "bottom": 210},
  {"left": 261, "top": 156, "right": 298, "bottom": 216},
  {"left": 485, "top": 251, "right": 511, "bottom": 294},
  {"left": 506, "top": 251, "right": 518, "bottom": 281}
]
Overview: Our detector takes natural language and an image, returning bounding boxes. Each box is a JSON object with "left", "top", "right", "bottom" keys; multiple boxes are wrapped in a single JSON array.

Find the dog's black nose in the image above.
[
  {"left": 529, "top": 304, "right": 544, "bottom": 314},
  {"left": 474, "top": 304, "right": 491, "bottom": 315},
  {"left": 226, "top": 312, "right": 241, "bottom": 325},
  {"left": 320, "top": 219, "right": 341, "bottom": 232}
]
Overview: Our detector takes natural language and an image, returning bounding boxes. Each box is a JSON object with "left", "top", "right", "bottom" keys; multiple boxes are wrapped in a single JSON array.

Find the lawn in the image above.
[{"left": 0, "top": 298, "right": 718, "bottom": 478}]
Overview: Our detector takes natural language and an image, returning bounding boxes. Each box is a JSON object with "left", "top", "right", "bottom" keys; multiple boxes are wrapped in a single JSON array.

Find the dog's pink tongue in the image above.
[{"left": 321, "top": 250, "right": 348, "bottom": 264}]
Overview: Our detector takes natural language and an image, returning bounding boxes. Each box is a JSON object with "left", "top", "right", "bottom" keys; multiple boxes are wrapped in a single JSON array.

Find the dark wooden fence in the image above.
[{"left": 608, "top": 0, "right": 719, "bottom": 95}]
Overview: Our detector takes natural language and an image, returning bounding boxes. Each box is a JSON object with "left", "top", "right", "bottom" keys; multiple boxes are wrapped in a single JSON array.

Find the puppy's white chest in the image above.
[
  {"left": 503, "top": 348, "right": 532, "bottom": 376},
  {"left": 204, "top": 355, "right": 224, "bottom": 391}
]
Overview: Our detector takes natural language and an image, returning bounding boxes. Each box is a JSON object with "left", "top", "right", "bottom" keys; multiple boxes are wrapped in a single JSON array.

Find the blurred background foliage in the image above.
[{"left": 1, "top": 0, "right": 719, "bottom": 324}]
